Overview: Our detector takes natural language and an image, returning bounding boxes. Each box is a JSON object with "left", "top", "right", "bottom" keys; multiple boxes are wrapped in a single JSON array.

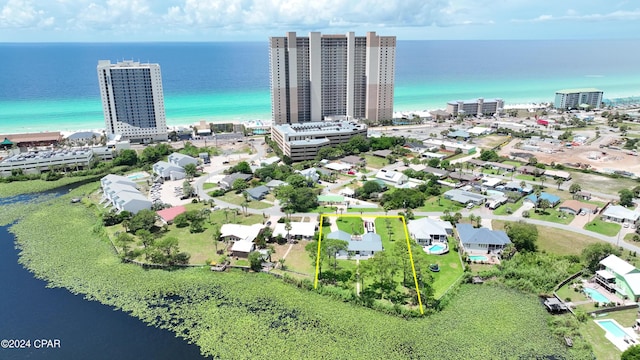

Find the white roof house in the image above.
[
  {"left": 375, "top": 169, "right": 409, "bottom": 185},
  {"left": 407, "top": 218, "right": 452, "bottom": 245},
  {"left": 601, "top": 205, "right": 640, "bottom": 225},
  {"left": 220, "top": 223, "right": 264, "bottom": 242},
  {"left": 296, "top": 167, "right": 320, "bottom": 183},
  {"left": 100, "top": 174, "right": 152, "bottom": 214},
  {"left": 597, "top": 254, "right": 640, "bottom": 302},
  {"left": 230, "top": 240, "right": 255, "bottom": 257},
  {"left": 325, "top": 162, "right": 352, "bottom": 172},
  {"left": 153, "top": 161, "right": 186, "bottom": 180},
  {"left": 601, "top": 254, "right": 637, "bottom": 275},
  {"left": 168, "top": 153, "right": 198, "bottom": 168},
  {"left": 273, "top": 221, "right": 317, "bottom": 240}
]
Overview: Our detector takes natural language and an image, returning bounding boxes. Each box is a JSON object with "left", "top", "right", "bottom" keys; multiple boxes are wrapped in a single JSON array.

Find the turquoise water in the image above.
[
  {"left": 2, "top": 41, "right": 640, "bottom": 134},
  {"left": 584, "top": 288, "right": 609, "bottom": 303},
  {"left": 428, "top": 244, "right": 446, "bottom": 252},
  {"left": 469, "top": 255, "right": 488, "bottom": 262},
  {"left": 598, "top": 320, "right": 629, "bottom": 338}
]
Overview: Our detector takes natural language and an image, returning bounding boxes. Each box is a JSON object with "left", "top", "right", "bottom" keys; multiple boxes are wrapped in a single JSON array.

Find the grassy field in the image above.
[
  {"left": 584, "top": 218, "right": 621, "bottom": 237},
  {"left": 276, "top": 242, "right": 315, "bottom": 276},
  {"left": 492, "top": 220, "right": 603, "bottom": 256},
  {"left": 528, "top": 208, "right": 575, "bottom": 225},
  {"left": 374, "top": 217, "right": 407, "bottom": 250},
  {"left": 581, "top": 309, "right": 638, "bottom": 360},
  {"left": 418, "top": 197, "right": 464, "bottom": 212},
  {"left": 419, "top": 238, "right": 464, "bottom": 299},
  {"left": 214, "top": 192, "right": 273, "bottom": 209},
  {"left": 336, "top": 216, "right": 364, "bottom": 234},
  {"left": 493, "top": 199, "right": 524, "bottom": 215},
  {"left": 362, "top": 154, "right": 390, "bottom": 169}
]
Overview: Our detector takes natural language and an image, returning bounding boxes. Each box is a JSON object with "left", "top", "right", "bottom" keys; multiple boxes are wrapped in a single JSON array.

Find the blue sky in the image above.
[{"left": 1, "top": 0, "right": 639, "bottom": 42}]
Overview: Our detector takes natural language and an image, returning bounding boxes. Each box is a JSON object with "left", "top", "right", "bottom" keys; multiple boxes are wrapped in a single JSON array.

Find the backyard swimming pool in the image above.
[
  {"left": 584, "top": 287, "right": 609, "bottom": 303},
  {"left": 425, "top": 243, "right": 448, "bottom": 254},
  {"left": 597, "top": 320, "right": 631, "bottom": 339},
  {"left": 127, "top": 172, "right": 148, "bottom": 180},
  {"left": 468, "top": 255, "right": 488, "bottom": 262}
]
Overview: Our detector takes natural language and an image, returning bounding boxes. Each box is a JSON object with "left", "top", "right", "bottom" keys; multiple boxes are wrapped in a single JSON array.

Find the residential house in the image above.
[
  {"left": 420, "top": 166, "right": 449, "bottom": 179},
  {"left": 245, "top": 185, "right": 270, "bottom": 200},
  {"left": 259, "top": 157, "right": 280, "bottom": 166},
  {"left": 601, "top": 205, "right": 640, "bottom": 226},
  {"left": 407, "top": 218, "right": 453, "bottom": 245},
  {"left": 558, "top": 200, "right": 598, "bottom": 215},
  {"left": 575, "top": 191, "right": 592, "bottom": 200},
  {"left": 219, "top": 173, "right": 252, "bottom": 190},
  {"left": 168, "top": 153, "right": 199, "bottom": 168},
  {"left": 296, "top": 167, "right": 320, "bottom": 183},
  {"left": 448, "top": 172, "right": 478, "bottom": 183},
  {"left": 221, "top": 223, "right": 264, "bottom": 258},
  {"left": 375, "top": 169, "right": 409, "bottom": 186},
  {"left": 265, "top": 179, "right": 287, "bottom": 189},
  {"left": 524, "top": 192, "right": 561, "bottom": 207},
  {"left": 100, "top": 174, "right": 152, "bottom": 214},
  {"left": 502, "top": 181, "right": 533, "bottom": 194},
  {"left": 327, "top": 230, "right": 383, "bottom": 258},
  {"left": 317, "top": 194, "right": 346, "bottom": 206},
  {"left": 156, "top": 205, "right": 187, "bottom": 225},
  {"left": 372, "top": 149, "right": 392, "bottom": 158},
  {"left": 341, "top": 155, "right": 365, "bottom": 166},
  {"left": 230, "top": 240, "right": 256, "bottom": 258},
  {"left": 468, "top": 159, "right": 487, "bottom": 167},
  {"left": 325, "top": 162, "right": 353, "bottom": 172},
  {"left": 596, "top": 254, "right": 640, "bottom": 302},
  {"left": 517, "top": 165, "right": 545, "bottom": 176},
  {"left": 444, "top": 189, "right": 487, "bottom": 205},
  {"left": 153, "top": 161, "right": 186, "bottom": 180},
  {"left": 457, "top": 223, "right": 511, "bottom": 254},
  {"left": 486, "top": 162, "right": 515, "bottom": 172},
  {"left": 544, "top": 169, "right": 572, "bottom": 181},
  {"left": 273, "top": 221, "right": 317, "bottom": 241},
  {"left": 447, "top": 130, "right": 471, "bottom": 140}
]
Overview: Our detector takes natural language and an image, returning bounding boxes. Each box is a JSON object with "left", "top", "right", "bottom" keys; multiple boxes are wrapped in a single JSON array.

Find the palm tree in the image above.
[
  {"left": 212, "top": 225, "right": 221, "bottom": 254},
  {"left": 285, "top": 220, "right": 292, "bottom": 243},
  {"left": 241, "top": 200, "right": 249, "bottom": 217},
  {"left": 555, "top": 177, "right": 564, "bottom": 190},
  {"left": 278, "top": 258, "right": 286, "bottom": 270}
]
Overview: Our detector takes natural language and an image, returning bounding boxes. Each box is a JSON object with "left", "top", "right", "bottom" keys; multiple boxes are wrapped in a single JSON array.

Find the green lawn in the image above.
[
  {"left": 502, "top": 160, "right": 523, "bottom": 167},
  {"left": 215, "top": 192, "right": 272, "bottom": 209},
  {"left": 313, "top": 206, "right": 340, "bottom": 214},
  {"left": 347, "top": 207, "right": 382, "bottom": 213},
  {"left": 584, "top": 218, "right": 621, "bottom": 237},
  {"left": 493, "top": 199, "right": 524, "bottom": 215},
  {"left": 581, "top": 309, "right": 638, "bottom": 360},
  {"left": 418, "top": 197, "right": 464, "bottom": 212},
  {"left": 203, "top": 183, "right": 218, "bottom": 190},
  {"left": 336, "top": 216, "right": 364, "bottom": 235},
  {"left": 528, "top": 208, "right": 575, "bottom": 225},
  {"left": 362, "top": 154, "right": 390, "bottom": 169},
  {"left": 417, "top": 237, "right": 464, "bottom": 298},
  {"left": 374, "top": 217, "right": 407, "bottom": 250}
]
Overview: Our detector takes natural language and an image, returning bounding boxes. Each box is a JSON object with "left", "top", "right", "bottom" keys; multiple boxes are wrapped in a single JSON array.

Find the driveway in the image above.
[{"left": 511, "top": 202, "right": 534, "bottom": 218}]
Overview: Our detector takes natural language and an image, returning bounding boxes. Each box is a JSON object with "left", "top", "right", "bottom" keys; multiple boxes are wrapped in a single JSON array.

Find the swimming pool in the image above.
[
  {"left": 584, "top": 287, "right": 609, "bottom": 303},
  {"left": 597, "top": 320, "right": 630, "bottom": 338},
  {"left": 429, "top": 244, "right": 445, "bottom": 252},
  {"left": 468, "top": 255, "right": 488, "bottom": 262},
  {"left": 127, "top": 172, "right": 148, "bottom": 180}
]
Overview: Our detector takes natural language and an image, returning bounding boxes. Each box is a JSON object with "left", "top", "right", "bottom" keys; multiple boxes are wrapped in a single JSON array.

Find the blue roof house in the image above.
[
  {"left": 524, "top": 192, "right": 561, "bottom": 207},
  {"left": 457, "top": 223, "right": 511, "bottom": 254}
]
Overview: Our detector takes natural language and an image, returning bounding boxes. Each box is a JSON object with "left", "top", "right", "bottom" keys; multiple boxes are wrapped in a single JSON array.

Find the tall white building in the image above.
[
  {"left": 554, "top": 88, "right": 603, "bottom": 110},
  {"left": 97, "top": 60, "right": 168, "bottom": 142},
  {"left": 269, "top": 32, "right": 396, "bottom": 125}
]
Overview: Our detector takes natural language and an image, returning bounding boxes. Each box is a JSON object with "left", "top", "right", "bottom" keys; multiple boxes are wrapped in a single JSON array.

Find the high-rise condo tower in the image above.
[
  {"left": 97, "top": 60, "right": 168, "bottom": 142},
  {"left": 269, "top": 31, "right": 396, "bottom": 124}
]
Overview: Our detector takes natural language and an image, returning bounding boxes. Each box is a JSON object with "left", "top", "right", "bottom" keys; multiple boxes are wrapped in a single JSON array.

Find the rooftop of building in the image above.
[
  {"left": 273, "top": 121, "right": 366, "bottom": 137},
  {"left": 556, "top": 88, "right": 603, "bottom": 94}
]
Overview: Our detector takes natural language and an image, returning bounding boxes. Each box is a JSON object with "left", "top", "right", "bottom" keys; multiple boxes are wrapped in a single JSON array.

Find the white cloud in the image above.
[
  {"left": 69, "top": 0, "right": 151, "bottom": 31},
  {"left": 0, "top": 0, "right": 54, "bottom": 28},
  {"left": 512, "top": 9, "right": 640, "bottom": 23}
]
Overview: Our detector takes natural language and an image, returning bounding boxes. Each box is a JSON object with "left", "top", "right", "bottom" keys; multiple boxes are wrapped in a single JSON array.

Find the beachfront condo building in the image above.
[
  {"left": 271, "top": 121, "right": 367, "bottom": 161},
  {"left": 269, "top": 32, "right": 396, "bottom": 125},
  {"left": 446, "top": 98, "right": 504, "bottom": 117},
  {"left": 97, "top": 60, "right": 168, "bottom": 143},
  {"left": 554, "top": 88, "right": 603, "bottom": 110}
]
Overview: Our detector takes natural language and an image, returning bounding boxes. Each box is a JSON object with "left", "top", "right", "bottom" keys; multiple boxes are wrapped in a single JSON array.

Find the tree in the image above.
[
  {"left": 248, "top": 251, "right": 263, "bottom": 271},
  {"left": 582, "top": 243, "right": 621, "bottom": 273},
  {"left": 305, "top": 240, "right": 326, "bottom": 276},
  {"left": 620, "top": 189, "right": 635, "bottom": 207},
  {"left": 479, "top": 149, "right": 499, "bottom": 162},
  {"left": 232, "top": 178, "right": 248, "bottom": 192},
  {"left": 569, "top": 183, "right": 581, "bottom": 195},
  {"left": 505, "top": 221, "right": 538, "bottom": 252},
  {"left": 135, "top": 229, "right": 154, "bottom": 249},
  {"left": 183, "top": 163, "right": 197, "bottom": 180},
  {"left": 128, "top": 209, "right": 156, "bottom": 233},
  {"left": 286, "top": 174, "right": 308, "bottom": 188},
  {"left": 555, "top": 177, "right": 564, "bottom": 190},
  {"left": 278, "top": 258, "right": 286, "bottom": 270},
  {"left": 228, "top": 161, "right": 252, "bottom": 174},
  {"left": 528, "top": 157, "right": 538, "bottom": 165},
  {"left": 325, "top": 239, "right": 349, "bottom": 271},
  {"left": 115, "top": 232, "right": 134, "bottom": 256},
  {"left": 113, "top": 149, "right": 139, "bottom": 166},
  {"left": 622, "top": 345, "right": 640, "bottom": 360},
  {"left": 284, "top": 220, "right": 292, "bottom": 243},
  {"left": 182, "top": 180, "right": 194, "bottom": 198},
  {"left": 538, "top": 199, "right": 551, "bottom": 214}
]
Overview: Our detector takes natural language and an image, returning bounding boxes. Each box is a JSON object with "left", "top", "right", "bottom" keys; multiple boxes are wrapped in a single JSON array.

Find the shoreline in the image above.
[{"left": 2, "top": 95, "right": 640, "bottom": 136}]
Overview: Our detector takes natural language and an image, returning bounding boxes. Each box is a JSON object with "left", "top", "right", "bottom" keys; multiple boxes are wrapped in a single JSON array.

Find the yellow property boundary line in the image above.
[{"left": 314, "top": 214, "right": 424, "bottom": 315}]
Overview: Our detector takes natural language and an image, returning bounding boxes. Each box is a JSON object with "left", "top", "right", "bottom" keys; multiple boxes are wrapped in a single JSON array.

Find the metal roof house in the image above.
[
  {"left": 168, "top": 153, "right": 199, "bottom": 168},
  {"left": 524, "top": 192, "right": 561, "bottom": 207},
  {"left": 457, "top": 223, "right": 511, "bottom": 254},
  {"left": 219, "top": 173, "right": 252, "bottom": 189},
  {"left": 444, "top": 189, "right": 487, "bottom": 205},
  {"left": 601, "top": 205, "right": 640, "bottom": 225},
  {"left": 245, "top": 185, "right": 270, "bottom": 200},
  {"left": 327, "top": 230, "right": 383, "bottom": 258},
  {"left": 153, "top": 161, "right": 186, "bottom": 180},
  {"left": 596, "top": 254, "right": 640, "bottom": 302},
  {"left": 100, "top": 174, "right": 152, "bottom": 214},
  {"left": 407, "top": 218, "right": 452, "bottom": 245}
]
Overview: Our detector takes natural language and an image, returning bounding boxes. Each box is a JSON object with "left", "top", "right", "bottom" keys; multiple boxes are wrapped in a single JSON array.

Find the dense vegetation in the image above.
[{"left": 0, "top": 184, "right": 570, "bottom": 359}]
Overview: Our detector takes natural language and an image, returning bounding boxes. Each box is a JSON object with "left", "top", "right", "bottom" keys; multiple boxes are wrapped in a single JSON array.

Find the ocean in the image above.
[{"left": 1, "top": 40, "right": 639, "bottom": 134}]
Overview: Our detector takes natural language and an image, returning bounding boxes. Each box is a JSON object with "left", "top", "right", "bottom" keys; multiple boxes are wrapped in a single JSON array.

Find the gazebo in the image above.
[{"left": 1, "top": 138, "right": 14, "bottom": 149}]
